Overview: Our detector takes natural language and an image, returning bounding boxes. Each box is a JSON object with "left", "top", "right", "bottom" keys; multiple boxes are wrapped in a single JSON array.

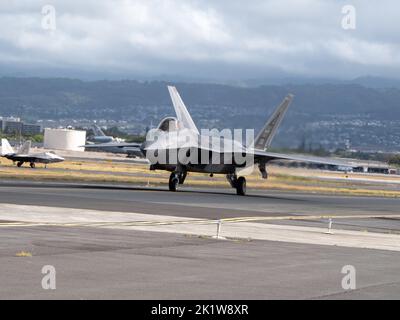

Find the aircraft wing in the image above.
[
  {"left": 187, "top": 144, "right": 355, "bottom": 168},
  {"left": 253, "top": 150, "right": 356, "bottom": 168}
]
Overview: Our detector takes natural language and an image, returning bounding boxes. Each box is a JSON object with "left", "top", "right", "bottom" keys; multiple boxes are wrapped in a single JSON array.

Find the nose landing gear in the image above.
[
  {"left": 168, "top": 171, "right": 187, "bottom": 192},
  {"left": 169, "top": 173, "right": 179, "bottom": 191},
  {"left": 236, "top": 176, "right": 246, "bottom": 196}
]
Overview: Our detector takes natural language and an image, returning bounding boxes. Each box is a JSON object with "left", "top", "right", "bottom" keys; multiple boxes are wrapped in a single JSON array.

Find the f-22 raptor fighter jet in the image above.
[
  {"left": 84, "top": 86, "right": 352, "bottom": 195},
  {"left": 1, "top": 139, "right": 64, "bottom": 168}
]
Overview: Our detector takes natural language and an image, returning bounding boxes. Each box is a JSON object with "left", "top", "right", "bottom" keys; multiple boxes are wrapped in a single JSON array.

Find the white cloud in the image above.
[{"left": 0, "top": 0, "right": 399, "bottom": 79}]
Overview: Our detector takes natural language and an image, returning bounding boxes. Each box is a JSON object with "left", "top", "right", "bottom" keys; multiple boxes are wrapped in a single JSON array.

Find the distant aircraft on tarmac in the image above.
[
  {"left": 89, "top": 125, "right": 125, "bottom": 144},
  {"left": 85, "top": 125, "right": 143, "bottom": 156},
  {"left": 87, "top": 124, "right": 143, "bottom": 156},
  {"left": 1, "top": 139, "right": 64, "bottom": 168},
  {"left": 83, "top": 86, "right": 353, "bottom": 195}
]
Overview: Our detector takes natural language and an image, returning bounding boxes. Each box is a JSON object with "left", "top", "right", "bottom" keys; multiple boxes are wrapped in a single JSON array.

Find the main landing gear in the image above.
[
  {"left": 15, "top": 162, "right": 36, "bottom": 168},
  {"left": 167, "top": 170, "right": 247, "bottom": 196},
  {"left": 168, "top": 171, "right": 187, "bottom": 191},
  {"left": 226, "top": 174, "right": 246, "bottom": 196}
]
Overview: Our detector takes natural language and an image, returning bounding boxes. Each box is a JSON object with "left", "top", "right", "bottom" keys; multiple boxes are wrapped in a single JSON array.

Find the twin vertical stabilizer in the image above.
[{"left": 251, "top": 94, "right": 294, "bottom": 150}]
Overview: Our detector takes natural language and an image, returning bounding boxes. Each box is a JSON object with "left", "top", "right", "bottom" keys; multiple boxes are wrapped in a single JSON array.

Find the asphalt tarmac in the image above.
[
  {"left": 1, "top": 226, "right": 399, "bottom": 299},
  {"left": 0, "top": 180, "right": 398, "bottom": 232},
  {"left": 0, "top": 180, "right": 399, "bottom": 299},
  {"left": 0, "top": 180, "right": 399, "bottom": 217}
]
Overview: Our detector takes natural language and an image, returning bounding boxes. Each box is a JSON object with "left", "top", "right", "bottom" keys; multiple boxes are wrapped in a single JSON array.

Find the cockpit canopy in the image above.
[{"left": 157, "top": 117, "right": 179, "bottom": 132}]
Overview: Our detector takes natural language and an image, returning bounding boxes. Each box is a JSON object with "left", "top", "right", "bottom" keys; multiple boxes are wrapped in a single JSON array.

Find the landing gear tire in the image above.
[
  {"left": 235, "top": 176, "right": 246, "bottom": 196},
  {"left": 179, "top": 172, "right": 187, "bottom": 184},
  {"left": 30, "top": 162, "right": 35, "bottom": 169},
  {"left": 17, "top": 161, "right": 23, "bottom": 167},
  {"left": 169, "top": 173, "right": 179, "bottom": 192}
]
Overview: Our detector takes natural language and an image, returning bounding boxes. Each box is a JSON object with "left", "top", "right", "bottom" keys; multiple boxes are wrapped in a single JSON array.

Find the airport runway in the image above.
[
  {"left": 0, "top": 180, "right": 399, "bottom": 232},
  {"left": 0, "top": 180, "right": 399, "bottom": 217},
  {"left": 0, "top": 180, "right": 399, "bottom": 299}
]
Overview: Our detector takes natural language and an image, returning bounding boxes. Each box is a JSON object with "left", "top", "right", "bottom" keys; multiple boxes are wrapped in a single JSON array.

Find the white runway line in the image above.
[{"left": 0, "top": 204, "right": 399, "bottom": 252}]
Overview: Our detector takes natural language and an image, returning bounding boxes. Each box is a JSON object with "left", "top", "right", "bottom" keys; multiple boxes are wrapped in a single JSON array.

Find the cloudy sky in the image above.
[{"left": 0, "top": 0, "right": 399, "bottom": 80}]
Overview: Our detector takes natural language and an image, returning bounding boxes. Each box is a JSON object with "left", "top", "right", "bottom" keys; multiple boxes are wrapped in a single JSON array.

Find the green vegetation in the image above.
[
  {"left": 26, "top": 134, "right": 44, "bottom": 143},
  {"left": 269, "top": 145, "right": 330, "bottom": 157},
  {"left": 0, "top": 132, "right": 43, "bottom": 143},
  {"left": 388, "top": 155, "right": 400, "bottom": 167},
  {"left": 333, "top": 149, "right": 391, "bottom": 162}
]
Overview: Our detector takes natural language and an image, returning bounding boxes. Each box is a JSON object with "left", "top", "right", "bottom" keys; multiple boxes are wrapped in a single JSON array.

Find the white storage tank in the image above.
[{"left": 44, "top": 128, "right": 86, "bottom": 152}]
